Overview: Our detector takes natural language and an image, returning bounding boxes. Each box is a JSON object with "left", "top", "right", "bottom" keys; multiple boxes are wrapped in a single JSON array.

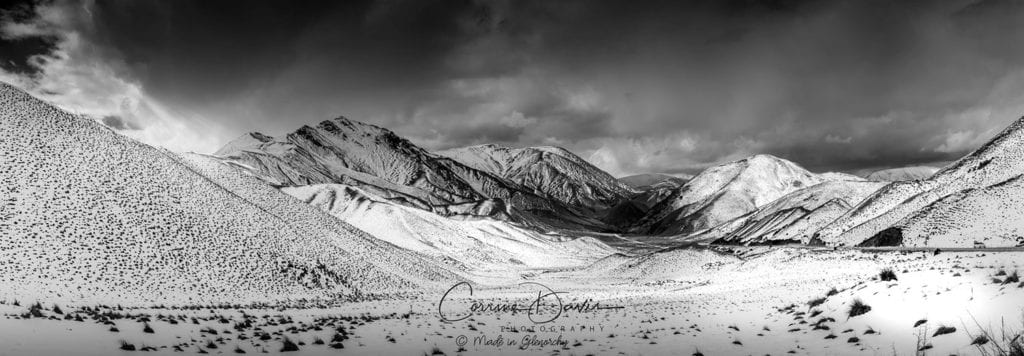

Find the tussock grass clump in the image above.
[
  {"left": 808, "top": 297, "right": 826, "bottom": 308},
  {"left": 827, "top": 288, "right": 839, "bottom": 296},
  {"left": 848, "top": 298, "right": 871, "bottom": 318},
  {"left": 1004, "top": 271, "right": 1020, "bottom": 285},
  {"left": 119, "top": 340, "right": 135, "bottom": 351},
  {"left": 933, "top": 325, "right": 956, "bottom": 337},
  {"left": 971, "top": 334, "right": 989, "bottom": 346},
  {"left": 29, "top": 302, "right": 44, "bottom": 318},
  {"left": 280, "top": 337, "right": 299, "bottom": 352},
  {"left": 879, "top": 268, "right": 898, "bottom": 282}
]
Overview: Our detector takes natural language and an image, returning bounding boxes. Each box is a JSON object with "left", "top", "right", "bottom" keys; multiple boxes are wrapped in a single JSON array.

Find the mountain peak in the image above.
[
  {"left": 316, "top": 116, "right": 384, "bottom": 134},
  {"left": 438, "top": 143, "right": 633, "bottom": 210},
  {"left": 742, "top": 153, "right": 792, "bottom": 165},
  {"left": 631, "top": 152, "right": 824, "bottom": 235}
]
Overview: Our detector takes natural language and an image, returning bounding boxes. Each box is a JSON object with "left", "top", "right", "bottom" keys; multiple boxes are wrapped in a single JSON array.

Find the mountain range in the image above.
[
  {"left": 4, "top": 80, "right": 1024, "bottom": 303},
  {"left": 213, "top": 118, "right": 614, "bottom": 232},
  {"left": 210, "top": 108, "right": 1024, "bottom": 249}
]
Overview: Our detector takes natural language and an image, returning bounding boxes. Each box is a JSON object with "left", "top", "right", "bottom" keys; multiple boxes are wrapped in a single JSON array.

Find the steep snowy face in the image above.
[
  {"left": 216, "top": 117, "right": 492, "bottom": 205},
  {"left": 0, "top": 83, "right": 459, "bottom": 305},
  {"left": 437, "top": 144, "right": 635, "bottom": 211},
  {"left": 619, "top": 173, "right": 691, "bottom": 191},
  {"left": 710, "top": 180, "right": 885, "bottom": 245},
  {"left": 632, "top": 154, "right": 826, "bottom": 235},
  {"left": 215, "top": 117, "right": 609, "bottom": 231},
  {"left": 865, "top": 166, "right": 939, "bottom": 181},
  {"left": 817, "top": 116, "right": 1024, "bottom": 247}
]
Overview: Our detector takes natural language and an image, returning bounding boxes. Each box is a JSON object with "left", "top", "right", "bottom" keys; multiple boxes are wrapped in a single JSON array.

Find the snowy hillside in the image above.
[
  {"left": 630, "top": 154, "right": 827, "bottom": 235},
  {"left": 281, "top": 184, "right": 615, "bottom": 276},
  {"left": 817, "top": 116, "right": 1024, "bottom": 247},
  {"left": 865, "top": 166, "right": 939, "bottom": 181},
  {"left": 710, "top": 180, "right": 885, "bottom": 245},
  {"left": 214, "top": 118, "right": 608, "bottom": 231},
  {"left": 0, "top": 83, "right": 458, "bottom": 305},
  {"left": 437, "top": 144, "right": 636, "bottom": 211}
]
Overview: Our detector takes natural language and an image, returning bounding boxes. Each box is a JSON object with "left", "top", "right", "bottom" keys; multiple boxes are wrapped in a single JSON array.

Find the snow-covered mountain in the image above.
[
  {"left": 0, "top": 82, "right": 460, "bottom": 305},
  {"left": 710, "top": 180, "right": 885, "bottom": 245},
  {"left": 214, "top": 117, "right": 607, "bottom": 230},
  {"left": 629, "top": 154, "right": 827, "bottom": 235},
  {"left": 618, "top": 173, "right": 691, "bottom": 191},
  {"left": 437, "top": 144, "right": 636, "bottom": 211},
  {"left": 817, "top": 116, "right": 1024, "bottom": 247},
  {"left": 865, "top": 166, "right": 939, "bottom": 181}
]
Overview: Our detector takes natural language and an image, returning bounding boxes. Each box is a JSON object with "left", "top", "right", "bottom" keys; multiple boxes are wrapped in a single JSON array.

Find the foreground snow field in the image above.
[{"left": 2, "top": 248, "right": 1021, "bottom": 355}]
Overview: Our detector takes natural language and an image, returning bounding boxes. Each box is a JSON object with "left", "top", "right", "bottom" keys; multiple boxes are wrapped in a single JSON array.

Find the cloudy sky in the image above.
[{"left": 3, "top": 0, "right": 1024, "bottom": 176}]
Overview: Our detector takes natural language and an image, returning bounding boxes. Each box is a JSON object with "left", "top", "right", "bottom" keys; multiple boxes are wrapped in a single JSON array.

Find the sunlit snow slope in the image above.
[
  {"left": 817, "top": 116, "right": 1024, "bottom": 247},
  {"left": 282, "top": 184, "right": 615, "bottom": 277}
]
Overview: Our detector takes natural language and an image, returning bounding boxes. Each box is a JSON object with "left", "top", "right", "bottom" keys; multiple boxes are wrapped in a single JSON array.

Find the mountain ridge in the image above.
[
  {"left": 436, "top": 143, "right": 636, "bottom": 211},
  {"left": 214, "top": 116, "right": 612, "bottom": 231}
]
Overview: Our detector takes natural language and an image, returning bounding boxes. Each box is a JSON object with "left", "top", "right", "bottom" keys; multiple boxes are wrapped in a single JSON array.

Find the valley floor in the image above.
[{"left": 2, "top": 248, "right": 1022, "bottom": 355}]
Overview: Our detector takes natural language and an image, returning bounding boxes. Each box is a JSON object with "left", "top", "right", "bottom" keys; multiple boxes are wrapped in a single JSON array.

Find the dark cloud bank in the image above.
[{"left": 3, "top": 0, "right": 1024, "bottom": 176}]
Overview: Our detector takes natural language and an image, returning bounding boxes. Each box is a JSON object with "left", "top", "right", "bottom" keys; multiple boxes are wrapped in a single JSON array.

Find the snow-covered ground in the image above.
[{"left": 2, "top": 249, "right": 1020, "bottom": 355}]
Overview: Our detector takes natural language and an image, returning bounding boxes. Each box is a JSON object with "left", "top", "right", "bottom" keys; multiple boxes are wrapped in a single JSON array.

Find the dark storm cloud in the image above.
[
  {"left": 99, "top": 114, "right": 141, "bottom": 131},
  {"left": 0, "top": 0, "right": 58, "bottom": 75},
  {"left": 4, "top": 0, "right": 1024, "bottom": 176}
]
